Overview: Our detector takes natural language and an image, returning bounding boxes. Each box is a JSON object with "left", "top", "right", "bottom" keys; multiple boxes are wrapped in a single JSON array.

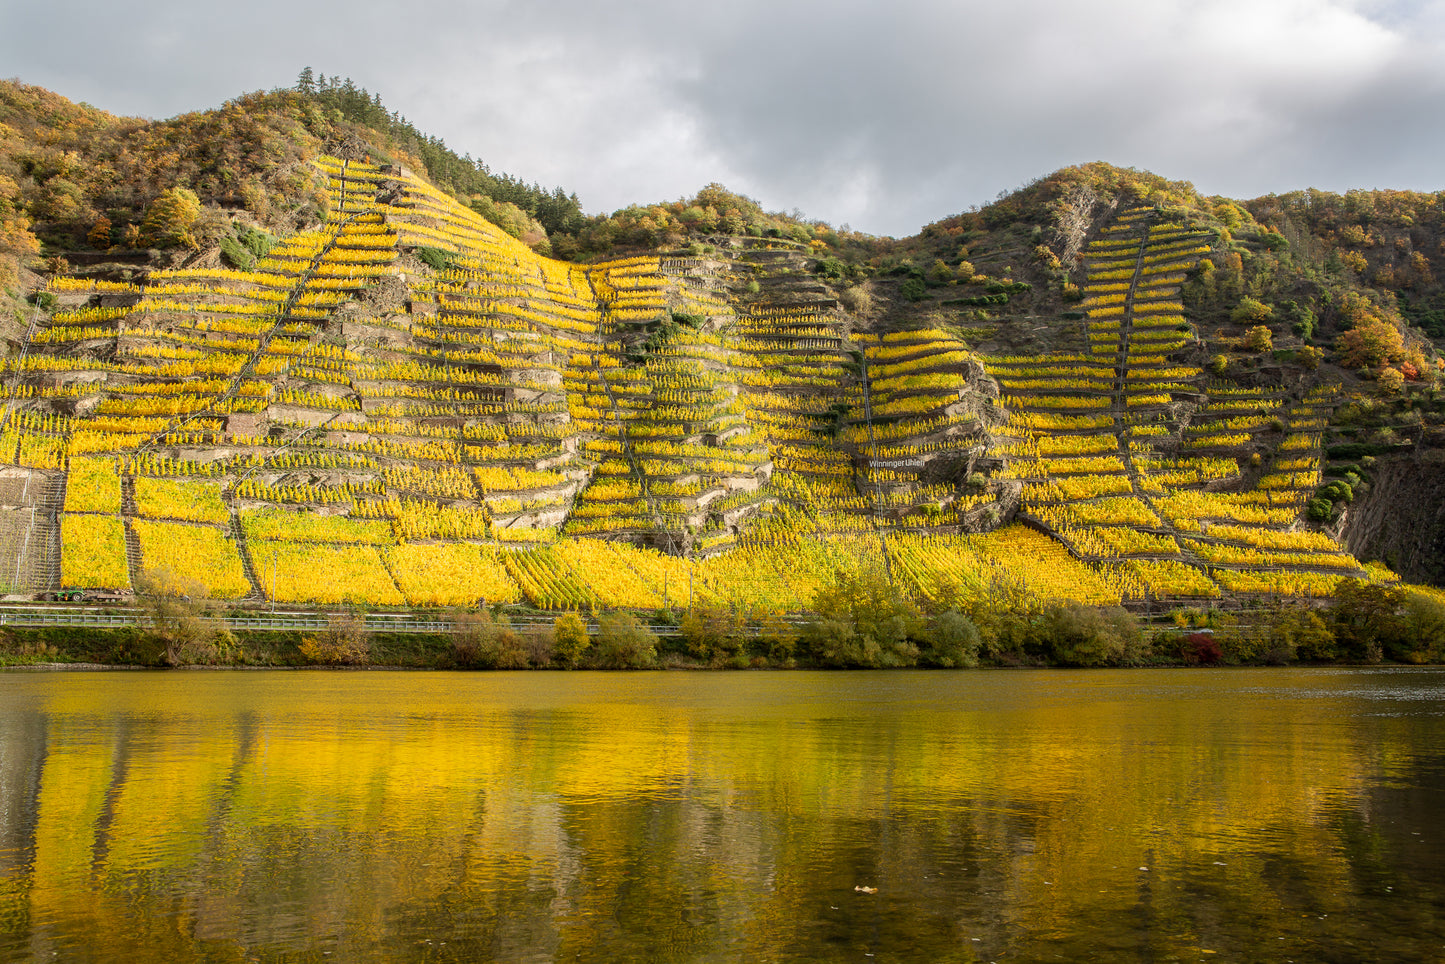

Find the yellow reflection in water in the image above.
[{"left": 0, "top": 669, "right": 1441, "bottom": 962}]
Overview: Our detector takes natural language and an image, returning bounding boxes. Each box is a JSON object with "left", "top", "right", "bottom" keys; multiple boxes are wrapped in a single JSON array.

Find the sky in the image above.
[{"left": 3, "top": 0, "right": 1444, "bottom": 237}]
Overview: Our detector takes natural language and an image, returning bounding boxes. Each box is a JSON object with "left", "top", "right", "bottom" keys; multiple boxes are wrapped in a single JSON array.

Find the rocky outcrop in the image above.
[{"left": 1339, "top": 451, "right": 1445, "bottom": 584}]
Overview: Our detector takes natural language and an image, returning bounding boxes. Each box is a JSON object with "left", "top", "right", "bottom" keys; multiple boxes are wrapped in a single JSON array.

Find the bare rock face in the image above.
[
  {"left": 225, "top": 413, "right": 265, "bottom": 436},
  {"left": 264, "top": 404, "right": 365, "bottom": 428},
  {"left": 964, "top": 360, "right": 1000, "bottom": 399},
  {"left": 57, "top": 394, "right": 104, "bottom": 417},
  {"left": 329, "top": 133, "right": 374, "bottom": 162},
  {"left": 354, "top": 274, "right": 408, "bottom": 312},
  {"left": 340, "top": 318, "right": 410, "bottom": 346},
  {"left": 1340, "top": 453, "right": 1445, "bottom": 585}
]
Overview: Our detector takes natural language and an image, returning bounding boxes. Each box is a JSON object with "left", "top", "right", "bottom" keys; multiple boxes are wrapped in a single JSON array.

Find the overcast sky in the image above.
[{"left": 4, "top": 0, "right": 1443, "bottom": 236}]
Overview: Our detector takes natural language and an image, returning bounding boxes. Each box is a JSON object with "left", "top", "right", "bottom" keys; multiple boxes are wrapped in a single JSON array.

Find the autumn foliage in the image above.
[{"left": 1337, "top": 319, "right": 1404, "bottom": 370}]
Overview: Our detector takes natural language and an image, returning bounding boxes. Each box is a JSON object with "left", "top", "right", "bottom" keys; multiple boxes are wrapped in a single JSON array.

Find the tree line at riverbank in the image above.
[{"left": 2, "top": 570, "right": 1440, "bottom": 670}]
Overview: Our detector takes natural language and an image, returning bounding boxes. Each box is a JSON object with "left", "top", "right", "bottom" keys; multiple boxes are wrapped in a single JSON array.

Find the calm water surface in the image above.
[{"left": 1, "top": 668, "right": 1442, "bottom": 963}]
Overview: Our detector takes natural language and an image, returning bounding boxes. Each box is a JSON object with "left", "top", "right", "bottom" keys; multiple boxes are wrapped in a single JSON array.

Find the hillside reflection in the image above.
[{"left": 1, "top": 670, "right": 1443, "bottom": 962}]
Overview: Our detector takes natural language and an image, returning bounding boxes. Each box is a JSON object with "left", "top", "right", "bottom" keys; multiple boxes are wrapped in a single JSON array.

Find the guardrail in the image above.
[
  {"left": 0, "top": 606, "right": 137, "bottom": 629},
  {"left": 0, "top": 606, "right": 480, "bottom": 634},
  {"left": 0, "top": 606, "right": 701, "bottom": 637}
]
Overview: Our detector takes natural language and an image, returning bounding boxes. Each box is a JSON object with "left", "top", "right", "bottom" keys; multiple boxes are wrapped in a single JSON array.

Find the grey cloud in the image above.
[{"left": 2, "top": 0, "right": 1442, "bottom": 236}]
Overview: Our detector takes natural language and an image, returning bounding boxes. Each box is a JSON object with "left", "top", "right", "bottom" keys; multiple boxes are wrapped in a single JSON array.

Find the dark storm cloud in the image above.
[{"left": 3, "top": 0, "right": 1442, "bottom": 236}]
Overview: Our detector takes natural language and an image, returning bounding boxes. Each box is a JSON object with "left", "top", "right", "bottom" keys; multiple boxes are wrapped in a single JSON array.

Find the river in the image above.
[{"left": 1, "top": 668, "right": 1442, "bottom": 962}]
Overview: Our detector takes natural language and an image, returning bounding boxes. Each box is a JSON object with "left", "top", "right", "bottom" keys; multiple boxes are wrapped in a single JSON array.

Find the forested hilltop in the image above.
[{"left": 2, "top": 76, "right": 1445, "bottom": 668}]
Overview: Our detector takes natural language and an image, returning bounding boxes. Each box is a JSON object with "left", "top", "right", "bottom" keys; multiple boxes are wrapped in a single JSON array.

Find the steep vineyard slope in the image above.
[
  {"left": 991, "top": 205, "right": 1364, "bottom": 603},
  {"left": 1, "top": 156, "right": 1010, "bottom": 608},
  {"left": 0, "top": 152, "right": 1410, "bottom": 615}
]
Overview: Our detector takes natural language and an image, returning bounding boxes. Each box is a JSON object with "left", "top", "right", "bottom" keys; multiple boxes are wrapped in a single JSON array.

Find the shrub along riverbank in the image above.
[{"left": 2, "top": 572, "right": 1441, "bottom": 670}]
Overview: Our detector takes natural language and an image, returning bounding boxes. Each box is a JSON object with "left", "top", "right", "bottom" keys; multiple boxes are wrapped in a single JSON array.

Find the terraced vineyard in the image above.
[
  {"left": 990, "top": 206, "right": 1362, "bottom": 603},
  {"left": 0, "top": 165, "right": 1389, "bottom": 612}
]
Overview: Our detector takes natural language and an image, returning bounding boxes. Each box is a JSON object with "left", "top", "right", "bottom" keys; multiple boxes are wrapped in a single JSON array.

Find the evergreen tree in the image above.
[{"left": 295, "top": 69, "right": 587, "bottom": 248}]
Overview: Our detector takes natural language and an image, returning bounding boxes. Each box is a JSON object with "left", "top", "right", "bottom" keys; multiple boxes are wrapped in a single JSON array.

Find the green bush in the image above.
[
  {"left": 680, "top": 604, "right": 745, "bottom": 663},
  {"left": 919, "top": 610, "right": 980, "bottom": 667},
  {"left": 220, "top": 235, "right": 254, "bottom": 271},
  {"left": 1258, "top": 231, "right": 1289, "bottom": 251},
  {"left": 1320, "top": 480, "right": 1354, "bottom": 504},
  {"left": 753, "top": 613, "right": 798, "bottom": 663},
  {"left": 414, "top": 246, "right": 456, "bottom": 271},
  {"left": 1283, "top": 608, "right": 1338, "bottom": 662},
  {"left": 238, "top": 225, "right": 276, "bottom": 259},
  {"left": 1327, "top": 442, "right": 1398, "bottom": 460},
  {"left": 900, "top": 278, "right": 928, "bottom": 302},
  {"left": 985, "top": 281, "right": 1031, "bottom": 295},
  {"left": 953, "top": 293, "right": 1008, "bottom": 307},
  {"left": 298, "top": 613, "right": 371, "bottom": 666},
  {"left": 1398, "top": 590, "right": 1445, "bottom": 663},
  {"left": 1330, "top": 579, "right": 1405, "bottom": 663},
  {"left": 592, "top": 612, "right": 658, "bottom": 668},
  {"left": 553, "top": 613, "right": 590, "bottom": 666},
  {"left": 1232, "top": 606, "right": 1335, "bottom": 664},
  {"left": 137, "top": 569, "right": 237, "bottom": 666},
  {"left": 517, "top": 622, "right": 556, "bottom": 668},
  {"left": 451, "top": 610, "right": 527, "bottom": 669},
  {"left": 1281, "top": 300, "right": 1315, "bottom": 340},
  {"left": 1039, "top": 603, "right": 1141, "bottom": 666},
  {"left": 1231, "top": 296, "right": 1274, "bottom": 325},
  {"left": 800, "top": 567, "right": 923, "bottom": 668}
]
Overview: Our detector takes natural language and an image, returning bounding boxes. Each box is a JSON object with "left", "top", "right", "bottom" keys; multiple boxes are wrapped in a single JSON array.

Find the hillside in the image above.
[{"left": 3, "top": 80, "right": 1445, "bottom": 655}]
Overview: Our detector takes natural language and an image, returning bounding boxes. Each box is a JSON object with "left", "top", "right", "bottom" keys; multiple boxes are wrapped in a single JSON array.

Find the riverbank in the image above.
[
  {"left": 4, "top": 571, "right": 1443, "bottom": 668},
  {"left": 1, "top": 618, "right": 1438, "bottom": 670},
  {"left": 0, "top": 625, "right": 493, "bottom": 670}
]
